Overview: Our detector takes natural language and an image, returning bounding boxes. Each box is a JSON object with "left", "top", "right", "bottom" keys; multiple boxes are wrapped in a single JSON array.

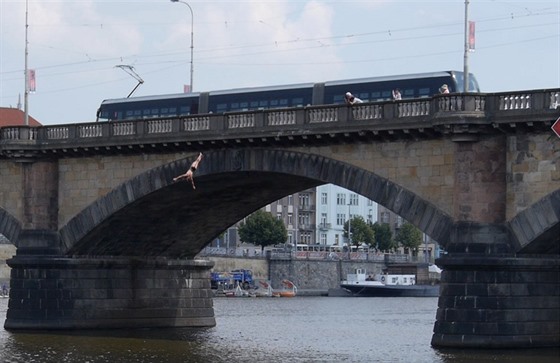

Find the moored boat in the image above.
[
  {"left": 340, "top": 268, "right": 439, "bottom": 297},
  {"left": 278, "top": 279, "right": 297, "bottom": 297}
]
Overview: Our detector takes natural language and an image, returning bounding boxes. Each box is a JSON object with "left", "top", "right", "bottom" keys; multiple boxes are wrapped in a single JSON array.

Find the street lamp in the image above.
[{"left": 170, "top": 0, "right": 194, "bottom": 92}]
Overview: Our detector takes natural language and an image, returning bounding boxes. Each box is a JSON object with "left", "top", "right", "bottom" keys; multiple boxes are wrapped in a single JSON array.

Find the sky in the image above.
[{"left": 0, "top": 0, "right": 559, "bottom": 125}]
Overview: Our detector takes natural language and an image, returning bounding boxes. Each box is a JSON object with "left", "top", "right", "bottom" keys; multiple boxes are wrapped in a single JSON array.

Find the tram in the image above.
[{"left": 96, "top": 70, "right": 480, "bottom": 121}]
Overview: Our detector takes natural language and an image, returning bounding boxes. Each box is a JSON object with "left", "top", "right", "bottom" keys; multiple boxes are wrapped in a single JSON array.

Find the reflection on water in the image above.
[{"left": 0, "top": 297, "right": 558, "bottom": 363}]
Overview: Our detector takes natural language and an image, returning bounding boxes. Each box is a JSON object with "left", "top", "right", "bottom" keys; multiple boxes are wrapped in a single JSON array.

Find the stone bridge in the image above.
[{"left": 0, "top": 90, "right": 559, "bottom": 348}]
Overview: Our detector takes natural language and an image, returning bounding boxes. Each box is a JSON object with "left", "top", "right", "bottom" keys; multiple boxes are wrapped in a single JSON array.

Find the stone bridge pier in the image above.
[
  {"left": 429, "top": 137, "right": 559, "bottom": 348},
  {"left": 432, "top": 254, "right": 559, "bottom": 348},
  {"left": 5, "top": 256, "right": 215, "bottom": 330}
]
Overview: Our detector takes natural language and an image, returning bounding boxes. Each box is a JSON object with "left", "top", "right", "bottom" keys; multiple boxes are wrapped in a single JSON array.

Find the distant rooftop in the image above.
[{"left": 0, "top": 107, "right": 42, "bottom": 127}]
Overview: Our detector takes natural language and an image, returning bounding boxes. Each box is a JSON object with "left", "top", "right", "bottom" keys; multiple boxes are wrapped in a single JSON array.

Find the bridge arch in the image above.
[
  {"left": 0, "top": 208, "right": 21, "bottom": 246},
  {"left": 509, "top": 189, "right": 560, "bottom": 254},
  {"left": 59, "top": 148, "right": 453, "bottom": 258}
]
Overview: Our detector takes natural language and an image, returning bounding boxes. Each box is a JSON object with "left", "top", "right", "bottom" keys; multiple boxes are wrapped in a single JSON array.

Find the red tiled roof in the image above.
[{"left": 0, "top": 107, "right": 42, "bottom": 127}]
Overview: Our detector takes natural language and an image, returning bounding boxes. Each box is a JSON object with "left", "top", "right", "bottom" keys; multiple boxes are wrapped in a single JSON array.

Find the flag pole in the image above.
[
  {"left": 463, "top": 0, "right": 470, "bottom": 93},
  {"left": 24, "top": 0, "right": 29, "bottom": 125}
]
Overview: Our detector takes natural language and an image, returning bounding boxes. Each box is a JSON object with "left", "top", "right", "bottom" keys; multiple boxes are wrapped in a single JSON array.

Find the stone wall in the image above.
[
  {"left": 506, "top": 133, "right": 560, "bottom": 220},
  {"left": 299, "top": 138, "right": 457, "bottom": 218},
  {"left": 0, "top": 161, "right": 23, "bottom": 222},
  {"left": 57, "top": 152, "right": 190, "bottom": 226}
]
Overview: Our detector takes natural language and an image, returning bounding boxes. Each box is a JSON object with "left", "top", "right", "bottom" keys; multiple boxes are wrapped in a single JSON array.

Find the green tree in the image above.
[
  {"left": 238, "top": 210, "right": 287, "bottom": 251},
  {"left": 395, "top": 222, "right": 423, "bottom": 253},
  {"left": 344, "top": 216, "right": 375, "bottom": 247},
  {"left": 371, "top": 222, "right": 395, "bottom": 252}
]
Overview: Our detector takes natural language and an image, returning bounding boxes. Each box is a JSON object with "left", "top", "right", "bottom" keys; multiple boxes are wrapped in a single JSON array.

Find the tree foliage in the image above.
[
  {"left": 344, "top": 216, "right": 375, "bottom": 247},
  {"left": 371, "top": 222, "right": 395, "bottom": 252},
  {"left": 395, "top": 222, "right": 423, "bottom": 251},
  {"left": 238, "top": 210, "right": 287, "bottom": 250}
]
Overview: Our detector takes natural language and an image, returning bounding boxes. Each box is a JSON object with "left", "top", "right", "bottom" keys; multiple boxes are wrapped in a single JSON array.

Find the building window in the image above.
[
  {"left": 336, "top": 193, "right": 346, "bottom": 205},
  {"left": 288, "top": 213, "right": 293, "bottom": 226},
  {"left": 321, "top": 213, "right": 327, "bottom": 226},
  {"left": 299, "top": 213, "right": 310, "bottom": 226},
  {"left": 321, "top": 192, "right": 328, "bottom": 205},
  {"left": 276, "top": 212, "right": 282, "bottom": 221},
  {"left": 288, "top": 195, "right": 293, "bottom": 205},
  {"left": 367, "top": 199, "right": 373, "bottom": 206},
  {"left": 336, "top": 213, "right": 345, "bottom": 226},
  {"left": 349, "top": 194, "right": 359, "bottom": 206},
  {"left": 299, "top": 193, "right": 310, "bottom": 207},
  {"left": 320, "top": 233, "right": 327, "bottom": 244}
]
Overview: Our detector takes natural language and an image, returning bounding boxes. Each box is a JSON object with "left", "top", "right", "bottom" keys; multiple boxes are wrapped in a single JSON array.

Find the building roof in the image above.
[{"left": 0, "top": 107, "right": 42, "bottom": 127}]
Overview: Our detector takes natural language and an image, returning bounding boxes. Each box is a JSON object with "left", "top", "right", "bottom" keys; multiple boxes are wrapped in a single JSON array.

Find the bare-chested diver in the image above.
[{"left": 173, "top": 152, "right": 203, "bottom": 189}]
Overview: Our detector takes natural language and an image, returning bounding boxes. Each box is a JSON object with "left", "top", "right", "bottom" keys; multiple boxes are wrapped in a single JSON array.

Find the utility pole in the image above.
[
  {"left": 24, "top": 0, "right": 29, "bottom": 125},
  {"left": 463, "top": 0, "right": 470, "bottom": 93}
]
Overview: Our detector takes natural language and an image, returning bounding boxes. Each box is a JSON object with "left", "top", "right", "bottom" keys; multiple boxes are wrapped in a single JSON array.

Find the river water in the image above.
[{"left": 0, "top": 296, "right": 557, "bottom": 363}]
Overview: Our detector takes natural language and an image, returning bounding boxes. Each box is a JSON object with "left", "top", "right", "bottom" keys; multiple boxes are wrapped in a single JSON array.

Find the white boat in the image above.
[{"left": 340, "top": 268, "right": 439, "bottom": 297}]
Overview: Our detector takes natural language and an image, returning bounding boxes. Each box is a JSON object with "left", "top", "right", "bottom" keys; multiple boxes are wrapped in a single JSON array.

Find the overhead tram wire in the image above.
[{"left": 5, "top": 7, "right": 555, "bottom": 78}]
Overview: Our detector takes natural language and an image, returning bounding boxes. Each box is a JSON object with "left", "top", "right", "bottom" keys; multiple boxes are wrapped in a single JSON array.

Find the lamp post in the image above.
[
  {"left": 347, "top": 202, "right": 352, "bottom": 259},
  {"left": 170, "top": 0, "right": 194, "bottom": 92}
]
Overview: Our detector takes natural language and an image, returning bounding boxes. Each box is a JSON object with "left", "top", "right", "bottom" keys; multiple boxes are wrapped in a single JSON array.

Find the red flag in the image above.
[
  {"left": 468, "top": 21, "right": 475, "bottom": 52},
  {"left": 28, "top": 69, "right": 36, "bottom": 92}
]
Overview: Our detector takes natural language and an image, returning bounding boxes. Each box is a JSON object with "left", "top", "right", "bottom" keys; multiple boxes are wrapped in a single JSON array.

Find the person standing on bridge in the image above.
[
  {"left": 345, "top": 92, "right": 363, "bottom": 105},
  {"left": 173, "top": 152, "right": 203, "bottom": 189}
]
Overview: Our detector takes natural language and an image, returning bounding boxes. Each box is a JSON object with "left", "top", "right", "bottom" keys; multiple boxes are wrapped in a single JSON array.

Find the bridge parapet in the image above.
[{"left": 1, "top": 89, "right": 557, "bottom": 159}]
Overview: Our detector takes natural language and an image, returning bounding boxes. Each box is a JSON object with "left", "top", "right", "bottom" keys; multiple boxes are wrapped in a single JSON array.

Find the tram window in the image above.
[
  {"left": 259, "top": 100, "right": 268, "bottom": 107},
  {"left": 231, "top": 102, "right": 239, "bottom": 110},
  {"left": 240, "top": 102, "right": 248, "bottom": 109},
  {"left": 161, "top": 107, "right": 169, "bottom": 115},
  {"left": 143, "top": 109, "right": 151, "bottom": 118},
  {"left": 403, "top": 89, "right": 414, "bottom": 97},
  {"left": 292, "top": 97, "right": 304, "bottom": 106},
  {"left": 279, "top": 99, "right": 288, "bottom": 106},
  {"left": 169, "top": 107, "right": 177, "bottom": 115},
  {"left": 370, "top": 92, "right": 381, "bottom": 100},
  {"left": 270, "top": 100, "right": 279, "bottom": 107},
  {"left": 333, "top": 95, "right": 344, "bottom": 103},
  {"left": 359, "top": 93, "right": 368, "bottom": 101},
  {"left": 179, "top": 106, "right": 190, "bottom": 115},
  {"left": 381, "top": 91, "right": 391, "bottom": 99},
  {"left": 216, "top": 103, "right": 227, "bottom": 113},
  {"left": 418, "top": 88, "right": 430, "bottom": 96}
]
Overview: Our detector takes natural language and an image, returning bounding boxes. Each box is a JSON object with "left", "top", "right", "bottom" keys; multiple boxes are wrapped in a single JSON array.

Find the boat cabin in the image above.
[
  {"left": 375, "top": 273, "right": 416, "bottom": 286},
  {"left": 344, "top": 268, "right": 416, "bottom": 286}
]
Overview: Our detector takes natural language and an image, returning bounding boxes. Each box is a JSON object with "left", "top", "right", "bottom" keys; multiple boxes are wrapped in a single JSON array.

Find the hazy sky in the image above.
[{"left": 1, "top": 0, "right": 559, "bottom": 125}]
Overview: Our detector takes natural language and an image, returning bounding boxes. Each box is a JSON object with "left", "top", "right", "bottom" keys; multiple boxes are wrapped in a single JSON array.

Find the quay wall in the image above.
[
  {"left": 1, "top": 252, "right": 428, "bottom": 290},
  {"left": 206, "top": 256, "right": 391, "bottom": 290}
]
